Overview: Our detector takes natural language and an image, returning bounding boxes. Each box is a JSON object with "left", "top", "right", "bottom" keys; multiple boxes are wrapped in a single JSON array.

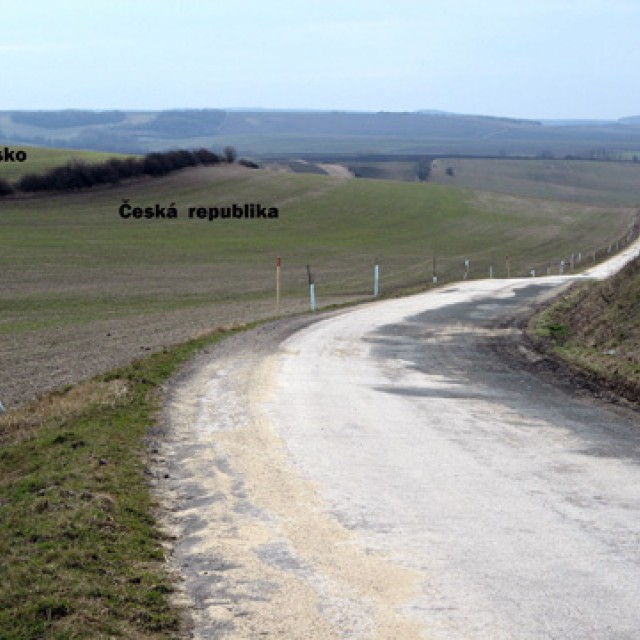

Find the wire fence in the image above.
[{"left": 285, "top": 215, "right": 640, "bottom": 311}]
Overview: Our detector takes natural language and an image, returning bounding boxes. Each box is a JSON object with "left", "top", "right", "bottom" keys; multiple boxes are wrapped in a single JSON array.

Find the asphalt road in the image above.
[{"left": 161, "top": 241, "right": 640, "bottom": 639}]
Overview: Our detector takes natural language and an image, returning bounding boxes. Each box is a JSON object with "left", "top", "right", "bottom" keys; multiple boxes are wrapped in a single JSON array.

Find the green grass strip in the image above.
[{"left": 0, "top": 325, "right": 249, "bottom": 639}]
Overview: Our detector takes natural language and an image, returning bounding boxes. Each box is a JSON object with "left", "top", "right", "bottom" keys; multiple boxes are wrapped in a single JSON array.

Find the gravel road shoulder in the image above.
[{"left": 153, "top": 312, "right": 425, "bottom": 639}]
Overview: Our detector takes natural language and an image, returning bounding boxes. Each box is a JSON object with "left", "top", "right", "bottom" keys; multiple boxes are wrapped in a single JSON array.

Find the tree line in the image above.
[{"left": 0, "top": 147, "right": 248, "bottom": 197}]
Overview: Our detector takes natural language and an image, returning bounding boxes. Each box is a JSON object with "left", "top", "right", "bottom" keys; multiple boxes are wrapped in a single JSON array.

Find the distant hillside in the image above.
[
  {"left": 619, "top": 116, "right": 640, "bottom": 125},
  {"left": 10, "top": 110, "right": 126, "bottom": 128},
  {"left": 0, "top": 109, "right": 226, "bottom": 154},
  {"left": 210, "top": 111, "right": 640, "bottom": 157},
  {"left": 215, "top": 110, "right": 540, "bottom": 136},
  {"left": 3, "top": 109, "right": 640, "bottom": 157},
  {"left": 428, "top": 157, "right": 640, "bottom": 204}
]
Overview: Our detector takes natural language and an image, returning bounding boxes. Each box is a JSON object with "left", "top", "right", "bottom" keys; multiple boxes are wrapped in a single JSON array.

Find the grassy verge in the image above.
[
  {"left": 0, "top": 324, "right": 248, "bottom": 639},
  {"left": 531, "top": 256, "right": 640, "bottom": 404}
]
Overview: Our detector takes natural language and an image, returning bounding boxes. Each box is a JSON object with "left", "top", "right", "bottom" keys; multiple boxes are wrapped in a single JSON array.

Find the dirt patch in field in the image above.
[
  {"left": 0, "top": 295, "right": 359, "bottom": 411},
  {"left": 318, "top": 163, "right": 354, "bottom": 179}
]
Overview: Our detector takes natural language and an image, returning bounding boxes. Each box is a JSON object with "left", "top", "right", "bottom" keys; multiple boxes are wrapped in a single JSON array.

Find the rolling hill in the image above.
[
  {"left": 3, "top": 109, "right": 640, "bottom": 157},
  {"left": 0, "top": 159, "right": 637, "bottom": 408}
]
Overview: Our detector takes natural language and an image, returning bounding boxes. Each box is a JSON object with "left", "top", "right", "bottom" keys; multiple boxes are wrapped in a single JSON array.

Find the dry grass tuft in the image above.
[{"left": 0, "top": 378, "right": 130, "bottom": 446}]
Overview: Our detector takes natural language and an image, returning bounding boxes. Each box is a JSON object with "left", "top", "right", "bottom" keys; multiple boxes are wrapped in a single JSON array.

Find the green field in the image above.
[
  {"left": 3, "top": 163, "right": 638, "bottom": 323},
  {"left": 429, "top": 157, "right": 640, "bottom": 204},
  {"left": 2, "top": 152, "right": 640, "bottom": 637},
  {"left": 265, "top": 156, "right": 640, "bottom": 205},
  {"left": 1, "top": 164, "right": 636, "bottom": 333},
  {"left": 0, "top": 159, "right": 637, "bottom": 409},
  {"left": 0, "top": 158, "right": 638, "bottom": 410}
]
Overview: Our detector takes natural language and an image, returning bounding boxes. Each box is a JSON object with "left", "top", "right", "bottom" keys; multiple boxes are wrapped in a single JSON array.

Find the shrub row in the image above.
[
  {"left": 1, "top": 148, "right": 227, "bottom": 196},
  {"left": 0, "top": 178, "right": 12, "bottom": 196}
]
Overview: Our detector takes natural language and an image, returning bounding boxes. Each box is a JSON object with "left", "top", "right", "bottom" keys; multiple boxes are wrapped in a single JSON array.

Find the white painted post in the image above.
[
  {"left": 374, "top": 262, "right": 379, "bottom": 299},
  {"left": 560, "top": 260, "right": 565, "bottom": 274},
  {"left": 489, "top": 265, "right": 493, "bottom": 278},
  {"left": 432, "top": 255, "right": 438, "bottom": 284},
  {"left": 276, "top": 256, "right": 281, "bottom": 316}
]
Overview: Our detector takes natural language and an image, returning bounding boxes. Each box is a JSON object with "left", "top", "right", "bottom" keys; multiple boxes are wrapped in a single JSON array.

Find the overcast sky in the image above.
[{"left": 2, "top": 0, "right": 638, "bottom": 119}]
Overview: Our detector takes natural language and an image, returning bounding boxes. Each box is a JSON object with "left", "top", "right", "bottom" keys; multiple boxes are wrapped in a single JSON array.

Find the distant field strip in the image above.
[
  {"left": 0, "top": 163, "right": 637, "bottom": 407},
  {"left": 429, "top": 157, "right": 640, "bottom": 204}
]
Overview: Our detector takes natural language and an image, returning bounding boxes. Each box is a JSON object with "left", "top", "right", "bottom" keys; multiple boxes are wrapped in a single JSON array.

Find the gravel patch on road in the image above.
[{"left": 154, "top": 313, "right": 425, "bottom": 639}]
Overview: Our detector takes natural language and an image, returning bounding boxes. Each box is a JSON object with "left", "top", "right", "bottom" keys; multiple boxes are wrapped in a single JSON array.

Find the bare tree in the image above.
[{"left": 223, "top": 146, "right": 237, "bottom": 163}]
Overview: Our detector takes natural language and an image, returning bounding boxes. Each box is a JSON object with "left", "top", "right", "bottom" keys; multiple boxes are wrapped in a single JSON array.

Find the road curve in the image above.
[
  {"left": 160, "top": 241, "right": 640, "bottom": 639},
  {"left": 265, "top": 277, "right": 640, "bottom": 639}
]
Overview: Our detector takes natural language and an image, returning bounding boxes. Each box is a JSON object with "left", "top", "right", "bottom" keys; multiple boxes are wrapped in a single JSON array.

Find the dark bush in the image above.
[
  {"left": 13, "top": 148, "right": 227, "bottom": 194},
  {"left": 142, "top": 153, "right": 171, "bottom": 177},
  {"left": 113, "top": 157, "right": 144, "bottom": 179},
  {"left": 165, "top": 149, "right": 197, "bottom": 171},
  {"left": 17, "top": 172, "right": 49, "bottom": 192},
  {"left": 238, "top": 159, "right": 259, "bottom": 169},
  {"left": 87, "top": 161, "right": 119, "bottom": 185},
  {"left": 0, "top": 178, "right": 13, "bottom": 196},
  {"left": 193, "top": 148, "right": 220, "bottom": 165}
]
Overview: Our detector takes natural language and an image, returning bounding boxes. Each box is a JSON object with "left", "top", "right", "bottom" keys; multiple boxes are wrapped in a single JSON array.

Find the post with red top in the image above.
[{"left": 276, "top": 256, "right": 281, "bottom": 316}]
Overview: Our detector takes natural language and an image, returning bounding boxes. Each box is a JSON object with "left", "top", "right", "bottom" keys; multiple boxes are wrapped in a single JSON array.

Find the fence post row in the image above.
[{"left": 273, "top": 225, "right": 639, "bottom": 314}]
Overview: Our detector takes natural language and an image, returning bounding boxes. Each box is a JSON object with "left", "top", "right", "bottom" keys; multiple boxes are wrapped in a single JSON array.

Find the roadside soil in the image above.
[
  {"left": 0, "top": 302, "right": 273, "bottom": 410},
  {"left": 499, "top": 285, "right": 640, "bottom": 411},
  {"left": 0, "top": 295, "right": 362, "bottom": 411}
]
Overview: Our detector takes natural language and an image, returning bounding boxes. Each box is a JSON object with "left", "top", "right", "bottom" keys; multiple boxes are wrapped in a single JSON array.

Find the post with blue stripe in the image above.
[
  {"left": 374, "top": 259, "right": 380, "bottom": 299},
  {"left": 307, "top": 264, "right": 316, "bottom": 311}
]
